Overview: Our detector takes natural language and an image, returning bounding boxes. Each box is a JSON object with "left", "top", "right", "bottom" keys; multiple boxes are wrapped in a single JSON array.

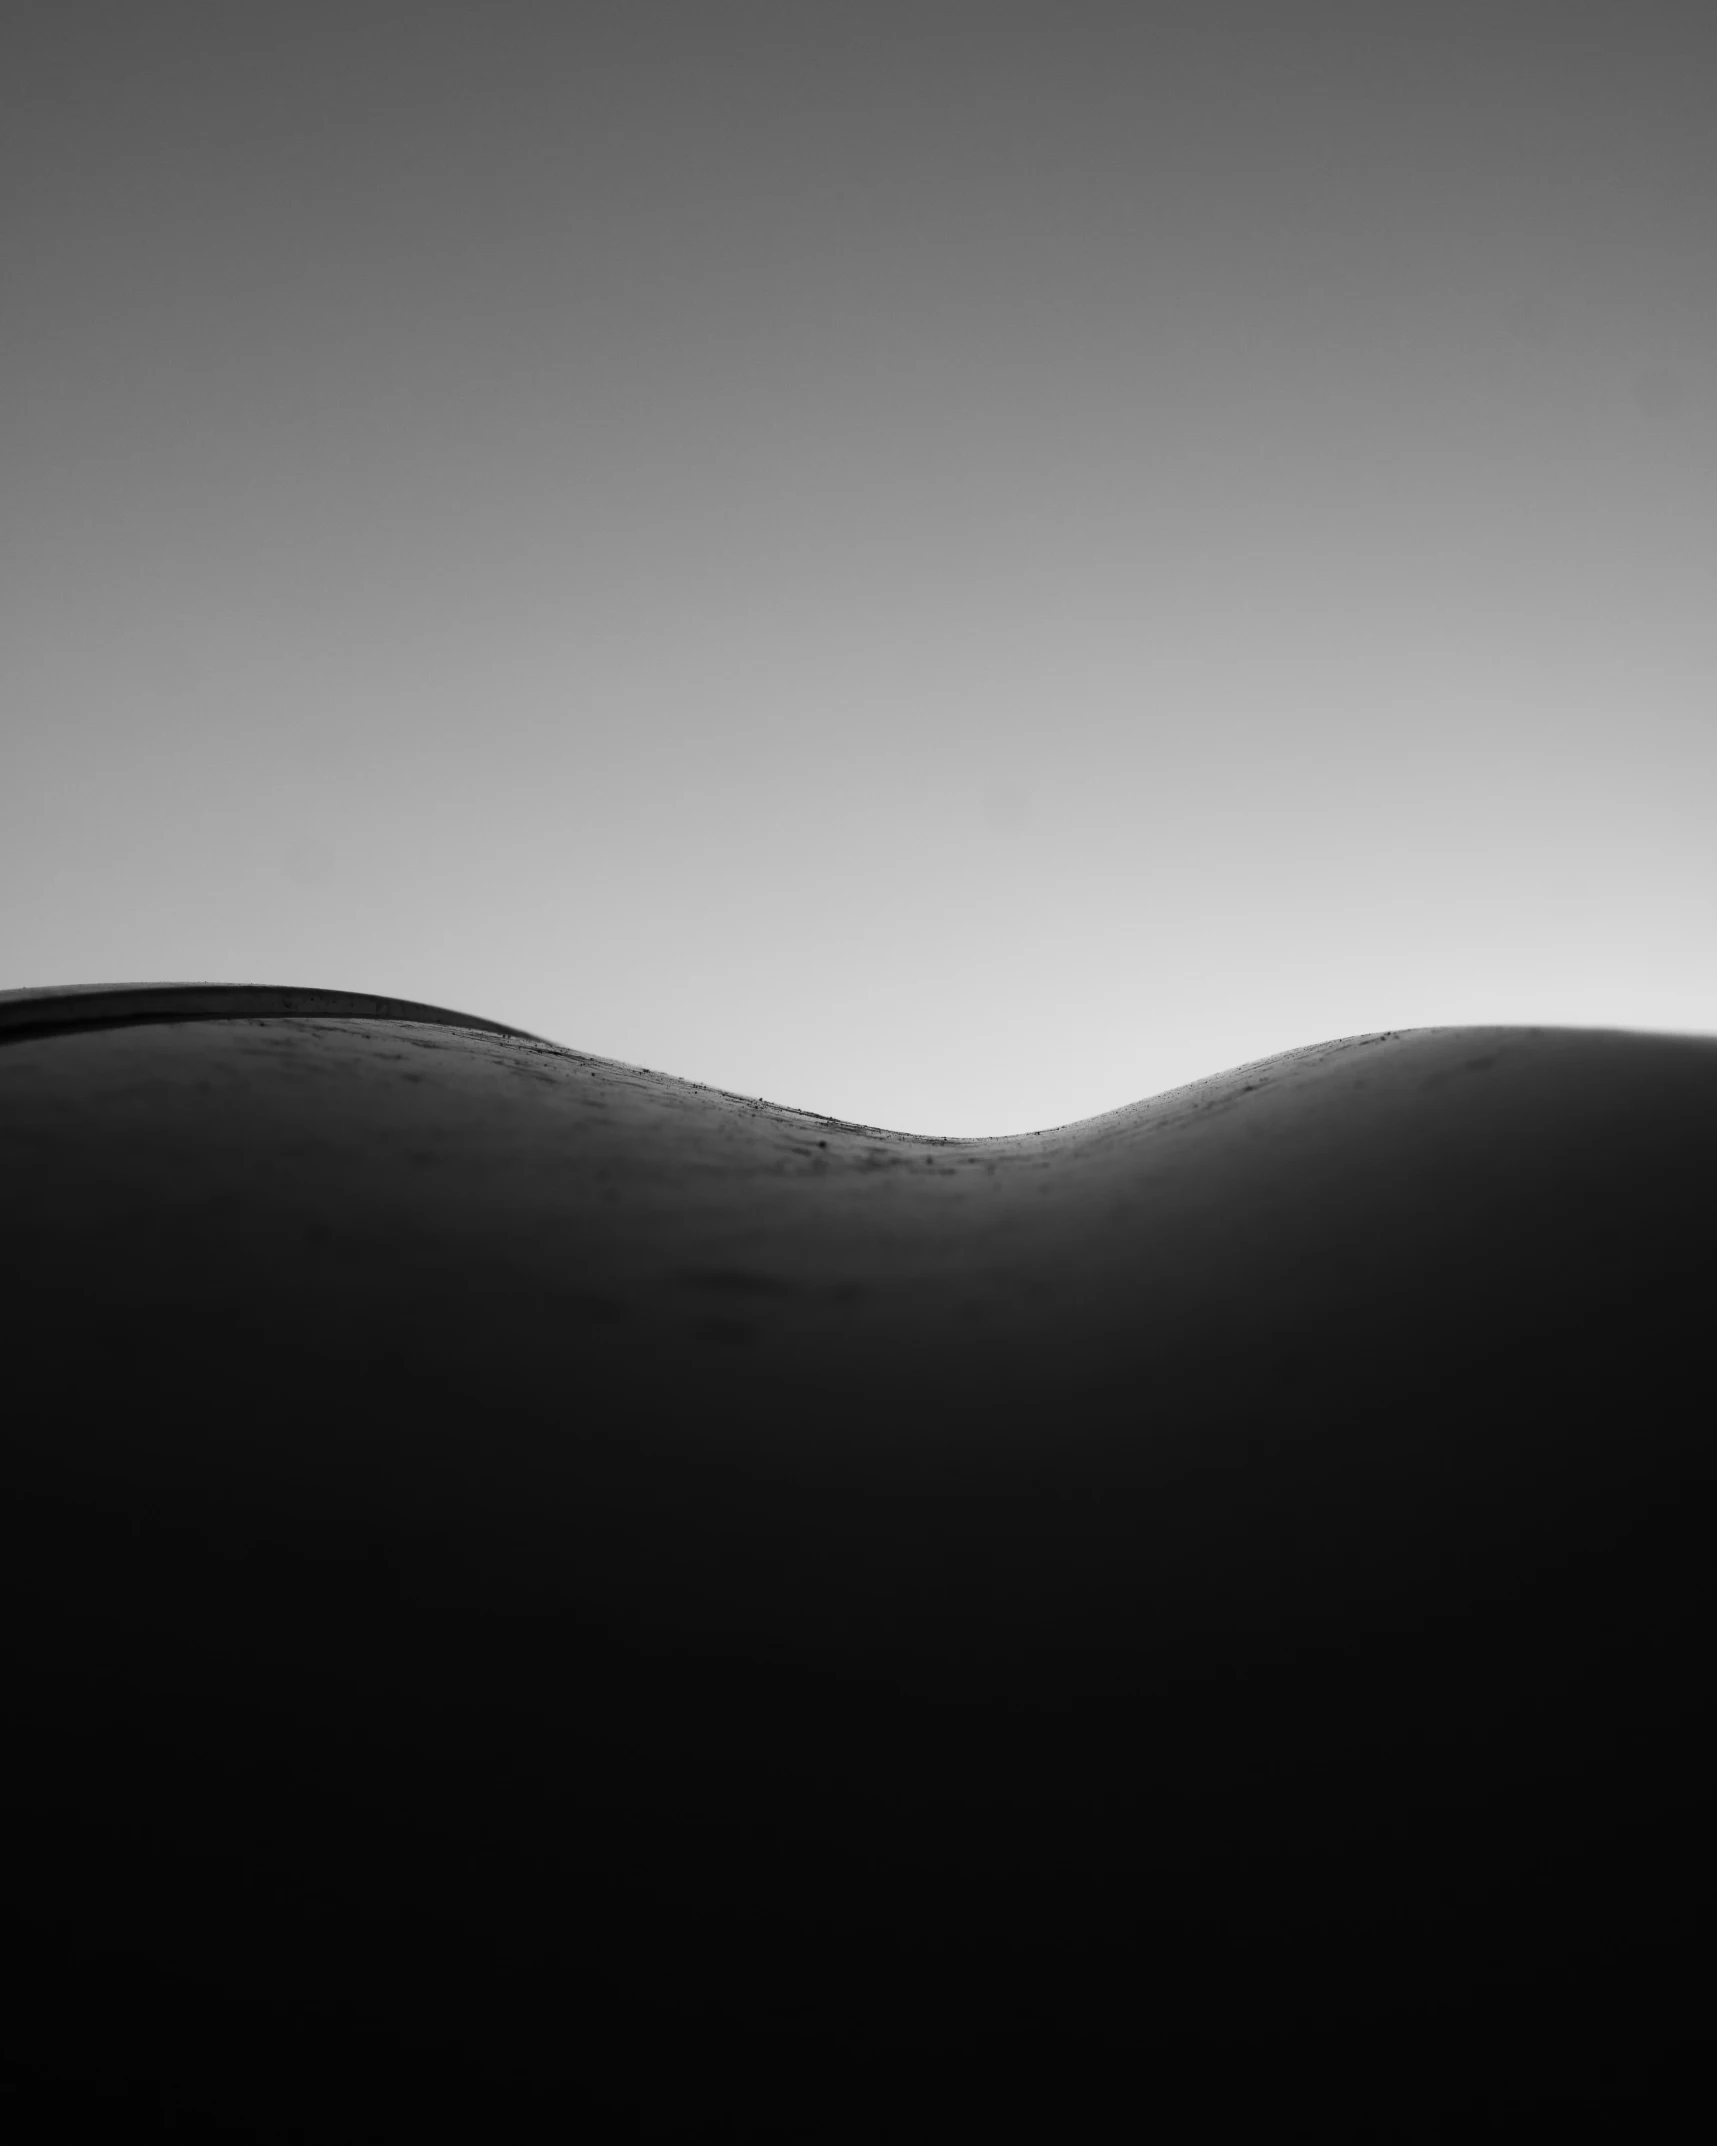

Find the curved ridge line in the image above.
[{"left": 0, "top": 982, "right": 548, "bottom": 1046}]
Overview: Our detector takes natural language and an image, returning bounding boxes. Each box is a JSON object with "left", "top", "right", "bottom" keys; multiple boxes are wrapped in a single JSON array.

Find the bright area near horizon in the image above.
[{"left": 5, "top": 7, "right": 1714, "bottom": 1134}]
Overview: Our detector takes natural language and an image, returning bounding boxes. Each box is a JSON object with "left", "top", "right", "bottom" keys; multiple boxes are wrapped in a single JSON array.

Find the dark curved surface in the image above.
[
  {"left": 0, "top": 979, "right": 546, "bottom": 1044},
  {"left": 3, "top": 988, "right": 1715, "bottom": 2134}
]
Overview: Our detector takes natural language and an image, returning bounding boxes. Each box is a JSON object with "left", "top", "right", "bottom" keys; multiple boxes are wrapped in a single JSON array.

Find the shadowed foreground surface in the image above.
[{"left": 3, "top": 987, "right": 1714, "bottom": 2136}]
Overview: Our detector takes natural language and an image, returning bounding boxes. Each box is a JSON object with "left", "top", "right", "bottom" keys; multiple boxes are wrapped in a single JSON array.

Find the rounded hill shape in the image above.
[{"left": 3, "top": 985, "right": 1714, "bottom": 2134}]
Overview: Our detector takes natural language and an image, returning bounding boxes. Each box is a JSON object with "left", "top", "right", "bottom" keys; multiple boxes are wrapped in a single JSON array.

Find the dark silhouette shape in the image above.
[{"left": 3, "top": 985, "right": 1713, "bottom": 2136}]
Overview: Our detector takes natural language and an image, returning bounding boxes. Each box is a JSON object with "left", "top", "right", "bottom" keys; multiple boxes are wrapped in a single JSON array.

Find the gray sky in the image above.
[{"left": 5, "top": 4, "right": 1714, "bottom": 1131}]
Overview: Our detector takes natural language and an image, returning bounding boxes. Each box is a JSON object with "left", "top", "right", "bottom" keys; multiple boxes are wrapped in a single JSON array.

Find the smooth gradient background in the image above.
[{"left": 5, "top": 4, "right": 1713, "bottom": 1132}]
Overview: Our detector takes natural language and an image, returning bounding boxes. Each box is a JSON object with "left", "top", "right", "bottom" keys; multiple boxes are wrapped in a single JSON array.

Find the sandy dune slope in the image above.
[{"left": 3, "top": 986, "right": 1713, "bottom": 2134}]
